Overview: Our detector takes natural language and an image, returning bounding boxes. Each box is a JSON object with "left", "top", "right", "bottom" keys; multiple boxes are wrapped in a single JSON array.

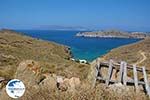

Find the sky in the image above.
[{"left": 0, "top": 0, "right": 150, "bottom": 31}]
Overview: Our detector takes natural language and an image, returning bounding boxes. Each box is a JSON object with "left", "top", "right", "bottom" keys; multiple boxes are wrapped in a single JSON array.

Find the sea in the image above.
[{"left": 16, "top": 30, "right": 141, "bottom": 62}]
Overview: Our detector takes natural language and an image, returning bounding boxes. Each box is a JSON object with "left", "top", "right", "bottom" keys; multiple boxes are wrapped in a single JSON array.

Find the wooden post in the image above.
[
  {"left": 97, "top": 59, "right": 100, "bottom": 74},
  {"left": 142, "top": 67, "right": 150, "bottom": 96},
  {"left": 118, "top": 61, "right": 124, "bottom": 83},
  {"left": 123, "top": 62, "right": 127, "bottom": 85},
  {"left": 97, "top": 59, "right": 102, "bottom": 77},
  {"left": 105, "top": 60, "right": 113, "bottom": 86},
  {"left": 92, "top": 59, "right": 100, "bottom": 87},
  {"left": 133, "top": 65, "right": 139, "bottom": 92}
]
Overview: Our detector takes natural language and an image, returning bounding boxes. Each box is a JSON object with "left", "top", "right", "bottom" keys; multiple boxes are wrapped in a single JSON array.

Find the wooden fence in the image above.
[{"left": 94, "top": 59, "right": 150, "bottom": 96}]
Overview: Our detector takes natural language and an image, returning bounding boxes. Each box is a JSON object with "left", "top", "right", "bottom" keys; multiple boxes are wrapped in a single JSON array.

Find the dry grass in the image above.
[
  {"left": 1, "top": 83, "right": 148, "bottom": 100},
  {"left": 0, "top": 29, "right": 90, "bottom": 80},
  {"left": 101, "top": 38, "right": 150, "bottom": 69},
  {"left": 0, "top": 30, "right": 149, "bottom": 100}
]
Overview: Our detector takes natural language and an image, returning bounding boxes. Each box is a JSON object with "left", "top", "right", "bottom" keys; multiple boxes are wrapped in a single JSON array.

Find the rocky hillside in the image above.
[
  {"left": 0, "top": 60, "right": 147, "bottom": 100},
  {"left": 0, "top": 29, "right": 89, "bottom": 80},
  {"left": 100, "top": 37, "right": 150, "bottom": 69},
  {"left": 0, "top": 29, "right": 149, "bottom": 100},
  {"left": 76, "top": 30, "right": 149, "bottom": 39}
]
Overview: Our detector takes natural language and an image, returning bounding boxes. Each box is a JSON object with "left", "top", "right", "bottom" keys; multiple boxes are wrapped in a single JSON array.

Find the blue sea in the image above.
[{"left": 16, "top": 30, "right": 140, "bottom": 62}]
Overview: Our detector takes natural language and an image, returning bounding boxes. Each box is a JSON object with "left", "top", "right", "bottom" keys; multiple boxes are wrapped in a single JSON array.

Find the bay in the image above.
[{"left": 16, "top": 30, "right": 140, "bottom": 62}]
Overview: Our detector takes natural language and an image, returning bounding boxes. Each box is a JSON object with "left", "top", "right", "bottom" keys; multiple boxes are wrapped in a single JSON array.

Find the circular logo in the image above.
[{"left": 6, "top": 79, "right": 25, "bottom": 99}]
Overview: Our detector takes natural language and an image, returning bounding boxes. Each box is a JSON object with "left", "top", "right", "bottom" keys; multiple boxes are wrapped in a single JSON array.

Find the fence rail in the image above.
[{"left": 94, "top": 59, "right": 150, "bottom": 96}]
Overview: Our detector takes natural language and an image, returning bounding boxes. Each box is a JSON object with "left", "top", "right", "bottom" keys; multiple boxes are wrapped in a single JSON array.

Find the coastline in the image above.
[
  {"left": 2, "top": 29, "right": 148, "bottom": 66},
  {"left": 0, "top": 29, "right": 90, "bottom": 80},
  {"left": 96, "top": 37, "right": 150, "bottom": 68},
  {"left": 15, "top": 29, "right": 142, "bottom": 62},
  {"left": 0, "top": 29, "right": 149, "bottom": 100},
  {"left": 76, "top": 31, "right": 149, "bottom": 39}
]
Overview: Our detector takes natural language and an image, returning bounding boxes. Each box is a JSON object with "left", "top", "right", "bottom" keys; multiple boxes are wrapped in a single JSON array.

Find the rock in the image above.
[
  {"left": 0, "top": 83, "right": 3, "bottom": 89},
  {"left": 69, "top": 77, "right": 81, "bottom": 90},
  {"left": 39, "top": 74, "right": 57, "bottom": 90},
  {"left": 56, "top": 76, "right": 64, "bottom": 83},
  {"left": 57, "top": 77, "right": 81, "bottom": 91},
  {"left": 0, "top": 77, "right": 5, "bottom": 82},
  {"left": 59, "top": 80, "right": 68, "bottom": 91},
  {"left": 109, "top": 83, "right": 130, "bottom": 94},
  {"left": 15, "top": 60, "right": 41, "bottom": 86}
]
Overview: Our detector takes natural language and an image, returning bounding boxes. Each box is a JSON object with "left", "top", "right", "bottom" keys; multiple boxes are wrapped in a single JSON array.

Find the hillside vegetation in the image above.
[
  {"left": 100, "top": 38, "right": 150, "bottom": 69},
  {"left": 0, "top": 29, "right": 89, "bottom": 80},
  {"left": 0, "top": 30, "right": 149, "bottom": 100}
]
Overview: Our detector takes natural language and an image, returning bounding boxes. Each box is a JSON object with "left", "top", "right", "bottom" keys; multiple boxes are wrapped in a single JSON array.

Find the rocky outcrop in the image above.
[
  {"left": 15, "top": 60, "right": 41, "bottom": 86},
  {"left": 0, "top": 59, "right": 82, "bottom": 99},
  {"left": 15, "top": 60, "right": 81, "bottom": 91}
]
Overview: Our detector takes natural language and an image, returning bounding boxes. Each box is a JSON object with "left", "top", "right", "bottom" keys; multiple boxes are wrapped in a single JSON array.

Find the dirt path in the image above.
[{"left": 135, "top": 51, "right": 147, "bottom": 65}]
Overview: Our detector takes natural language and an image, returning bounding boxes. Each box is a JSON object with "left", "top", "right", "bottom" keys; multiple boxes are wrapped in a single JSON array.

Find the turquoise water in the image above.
[{"left": 16, "top": 30, "right": 140, "bottom": 61}]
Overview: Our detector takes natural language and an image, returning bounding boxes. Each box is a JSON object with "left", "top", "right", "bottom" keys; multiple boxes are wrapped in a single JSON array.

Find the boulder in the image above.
[
  {"left": 57, "top": 77, "right": 81, "bottom": 91},
  {"left": 109, "top": 83, "right": 130, "bottom": 94},
  {"left": 69, "top": 77, "right": 81, "bottom": 90},
  {"left": 39, "top": 74, "right": 57, "bottom": 90},
  {"left": 15, "top": 60, "right": 41, "bottom": 86}
]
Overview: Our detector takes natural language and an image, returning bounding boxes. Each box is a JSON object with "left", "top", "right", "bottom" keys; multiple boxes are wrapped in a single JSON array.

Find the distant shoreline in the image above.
[
  {"left": 13, "top": 29, "right": 142, "bottom": 62},
  {"left": 76, "top": 30, "right": 149, "bottom": 39}
]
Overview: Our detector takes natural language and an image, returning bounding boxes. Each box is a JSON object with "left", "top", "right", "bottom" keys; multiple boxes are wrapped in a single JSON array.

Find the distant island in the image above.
[
  {"left": 76, "top": 30, "right": 149, "bottom": 39},
  {"left": 0, "top": 29, "right": 149, "bottom": 100},
  {"left": 33, "top": 25, "right": 89, "bottom": 31}
]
